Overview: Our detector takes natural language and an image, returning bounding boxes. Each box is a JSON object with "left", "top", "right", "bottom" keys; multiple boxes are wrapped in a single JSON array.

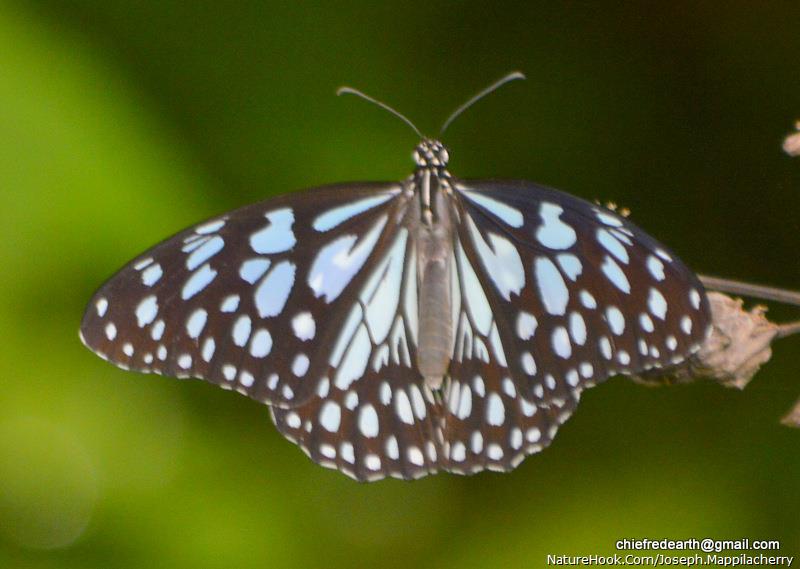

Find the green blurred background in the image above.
[{"left": 1, "top": 1, "right": 799, "bottom": 567}]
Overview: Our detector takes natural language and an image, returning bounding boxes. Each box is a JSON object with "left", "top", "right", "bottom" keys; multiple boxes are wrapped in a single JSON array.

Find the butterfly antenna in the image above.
[
  {"left": 440, "top": 71, "right": 526, "bottom": 135},
  {"left": 337, "top": 86, "right": 423, "bottom": 138}
]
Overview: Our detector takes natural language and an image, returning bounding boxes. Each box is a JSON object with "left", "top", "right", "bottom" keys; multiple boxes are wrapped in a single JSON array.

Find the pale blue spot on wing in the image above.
[
  {"left": 239, "top": 258, "right": 271, "bottom": 284},
  {"left": 249, "top": 208, "right": 296, "bottom": 254},
  {"left": 605, "top": 306, "right": 625, "bottom": 335},
  {"left": 556, "top": 254, "right": 582, "bottom": 281},
  {"left": 601, "top": 255, "right": 631, "bottom": 293},
  {"left": 552, "top": 326, "right": 571, "bottom": 358},
  {"left": 220, "top": 294, "right": 240, "bottom": 312},
  {"left": 182, "top": 263, "right": 217, "bottom": 300},
  {"left": 466, "top": 217, "right": 524, "bottom": 300},
  {"left": 595, "top": 210, "right": 623, "bottom": 227},
  {"left": 186, "top": 309, "right": 208, "bottom": 339},
  {"left": 456, "top": 240, "right": 493, "bottom": 335},
  {"left": 232, "top": 315, "right": 252, "bottom": 347},
  {"left": 308, "top": 215, "right": 387, "bottom": 303},
  {"left": 141, "top": 263, "right": 163, "bottom": 286},
  {"left": 358, "top": 404, "right": 380, "bottom": 437},
  {"left": 187, "top": 235, "right": 224, "bottom": 271},
  {"left": 135, "top": 295, "right": 158, "bottom": 327},
  {"left": 460, "top": 188, "right": 524, "bottom": 227},
  {"left": 534, "top": 257, "right": 569, "bottom": 315},
  {"left": 536, "top": 202, "right": 576, "bottom": 250},
  {"left": 254, "top": 261, "right": 296, "bottom": 318},
  {"left": 596, "top": 229, "right": 629, "bottom": 264},
  {"left": 334, "top": 324, "right": 371, "bottom": 390},
  {"left": 516, "top": 311, "right": 538, "bottom": 340},
  {"left": 569, "top": 312, "right": 587, "bottom": 345},
  {"left": 249, "top": 328, "right": 272, "bottom": 358},
  {"left": 195, "top": 219, "right": 225, "bottom": 234},
  {"left": 648, "top": 287, "right": 667, "bottom": 320},
  {"left": 313, "top": 193, "right": 396, "bottom": 232},
  {"left": 292, "top": 353, "right": 310, "bottom": 376},
  {"left": 486, "top": 393, "right": 505, "bottom": 426},
  {"left": 319, "top": 401, "right": 341, "bottom": 432},
  {"left": 361, "top": 229, "right": 407, "bottom": 344},
  {"left": 647, "top": 255, "right": 665, "bottom": 281}
]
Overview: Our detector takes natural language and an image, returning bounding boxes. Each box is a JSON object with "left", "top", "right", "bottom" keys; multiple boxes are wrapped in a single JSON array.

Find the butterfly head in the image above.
[{"left": 413, "top": 139, "right": 449, "bottom": 169}]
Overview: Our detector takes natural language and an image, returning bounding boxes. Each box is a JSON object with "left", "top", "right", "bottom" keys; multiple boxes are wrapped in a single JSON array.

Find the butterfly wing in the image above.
[
  {"left": 270, "top": 227, "right": 443, "bottom": 481},
  {"left": 437, "top": 179, "right": 711, "bottom": 472},
  {"left": 80, "top": 183, "right": 410, "bottom": 408},
  {"left": 438, "top": 236, "right": 572, "bottom": 473}
]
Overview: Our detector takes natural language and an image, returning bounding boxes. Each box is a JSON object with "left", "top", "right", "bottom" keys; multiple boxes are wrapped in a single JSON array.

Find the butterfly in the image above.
[{"left": 80, "top": 73, "right": 711, "bottom": 481}]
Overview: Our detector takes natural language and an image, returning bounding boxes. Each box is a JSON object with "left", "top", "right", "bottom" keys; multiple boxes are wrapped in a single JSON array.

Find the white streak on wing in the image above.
[
  {"left": 308, "top": 215, "right": 388, "bottom": 302},
  {"left": 249, "top": 208, "right": 296, "bottom": 254},
  {"left": 456, "top": 385, "right": 472, "bottom": 419},
  {"left": 449, "top": 255, "right": 461, "bottom": 354},
  {"left": 254, "top": 261, "right": 295, "bottom": 318},
  {"left": 334, "top": 324, "right": 371, "bottom": 390},
  {"left": 595, "top": 210, "right": 623, "bottom": 227},
  {"left": 395, "top": 389, "right": 414, "bottom": 424},
  {"left": 141, "top": 263, "right": 163, "bottom": 286},
  {"left": 459, "top": 188, "right": 524, "bottom": 227},
  {"left": 390, "top": 317, "right": 411, "bottom": 366},
  {"left": 330, "top": 304, "right": 362, "bottom": 367},
  {"left": 362, "top": 229, "right": 408, "bottom": 344},
  {"left": 182, "top": 263, "right": 217, "bottom": 299},
  {"left": 403, "top": 247, "right": 418, "bottom": 345},
  {"left": 313, "top": 192, "right": 397, "bottom": 232},
  {"left": 456, "top": 241, "right": 492, "bottom": 336},
  {"left": 601, "top": 255, "right": 631, "bottom": 293},
  {"left": 489, "top": 322, "right": 507, "bottom": 367},
  {"left": 466, "top": 217, "right": 524, "bottom": 300},
  {"left": 534, "top": 257, "right": 569, "bottom": 315},
  {"left": 186, "top": 235, "right": 224, "bottom": 271},
  {"left": 195, "top": 219, "right": 225, "bottom": 234},
  {"left": 597, "top": 229, "right": 629, "bottom": 264}
]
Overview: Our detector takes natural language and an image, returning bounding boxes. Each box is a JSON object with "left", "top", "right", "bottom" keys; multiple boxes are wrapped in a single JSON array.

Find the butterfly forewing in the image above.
[
  {"left": 80, "top": 183, "right": 409, "bottom": 408},
  {"left": 451, "top": 179, "right": 712, "bottom": 407}
]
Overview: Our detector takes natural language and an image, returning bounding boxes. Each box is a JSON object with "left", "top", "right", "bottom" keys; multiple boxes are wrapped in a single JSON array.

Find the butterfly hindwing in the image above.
[
  {"left": 440, "top": 237, "right": 576, "bottom": 474},
  {"left": 80, "top": 183, "right": 409, "bottom": 408},
  {"left": 270, "top": 230, "right": 443, "bottom": 481}
]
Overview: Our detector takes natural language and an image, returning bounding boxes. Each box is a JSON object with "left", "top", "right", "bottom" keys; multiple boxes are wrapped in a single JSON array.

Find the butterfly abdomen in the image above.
[
  {"left": 418, "top": 256, "right": 452, "bottom": 387},
  {"left": 415, "top": 189, "right": 455, "bottom": 389}
]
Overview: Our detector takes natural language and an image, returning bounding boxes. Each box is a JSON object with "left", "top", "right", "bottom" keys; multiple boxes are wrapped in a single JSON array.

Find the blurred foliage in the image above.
[{"left": 1, "top": 1, "right": 799, "bottom": 567}]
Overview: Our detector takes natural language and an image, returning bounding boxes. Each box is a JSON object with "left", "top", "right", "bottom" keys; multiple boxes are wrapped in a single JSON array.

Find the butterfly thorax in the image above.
[{"left": 411, "top": 139, "right": 455, "bottom": 390}]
